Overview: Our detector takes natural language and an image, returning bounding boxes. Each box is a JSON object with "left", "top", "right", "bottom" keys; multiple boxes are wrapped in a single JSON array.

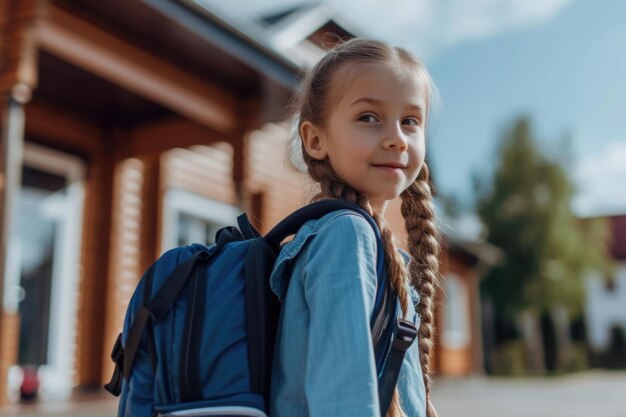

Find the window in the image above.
[
  {"left": 161, "top": 189, "right": 240, "bottom": 252},
  {"left": 7, "top": 143, "right": 85, "bottom": 400},
  {"left": 442, "top": 273, "right": 470, "bottom": 349}
]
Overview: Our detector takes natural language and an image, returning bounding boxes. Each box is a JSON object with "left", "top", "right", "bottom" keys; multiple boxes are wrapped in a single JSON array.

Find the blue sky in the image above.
[{"left": 208, "top": 0, "right": 626, "bottom": 217}]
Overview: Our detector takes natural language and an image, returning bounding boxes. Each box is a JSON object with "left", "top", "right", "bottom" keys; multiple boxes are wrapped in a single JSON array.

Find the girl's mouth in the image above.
[{"left": 372, "top": 163, "right": 407, "bottom": 172}]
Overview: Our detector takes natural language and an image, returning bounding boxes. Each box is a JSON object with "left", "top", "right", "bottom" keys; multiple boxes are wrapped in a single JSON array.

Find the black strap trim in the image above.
[
  {"left": 123, "top": 306, "right": 151, "bottom": 380},
  {"left": 264, "top": 200, "right": 378, "bottom": 249},
  {"left": 104, "top": 263, "right": 156, "bottom": 395},
  {"left": 244, "top": 238, "right": 279, "bottom": 402},
  {"left": 237, "top": 213, "right": 261, "bottom": 239},
  {"left": 144, "top": 265, "right": 158, "bottom": 372},
  {"left": 103, "top": 333, "right": 124, "bottom": 396},
  {"left": 378, "top": 318, "right": 418, "bottom": 416},
  {"left": 180, "top": 261, "right": 206, "bottom": 402},
  {"left": 148, "top": 250, "right": 211, "bottom": 321}
]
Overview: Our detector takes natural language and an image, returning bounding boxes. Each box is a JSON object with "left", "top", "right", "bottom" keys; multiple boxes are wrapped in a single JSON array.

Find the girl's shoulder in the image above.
[{"left": 270, "top": 209, "right": 378, "bottom": 300}]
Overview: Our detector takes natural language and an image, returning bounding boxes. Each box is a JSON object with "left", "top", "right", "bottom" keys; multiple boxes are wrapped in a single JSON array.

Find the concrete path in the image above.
[
  {"left": 431, "top": 370, "right": 626, "bottom": 417},
  {"left": 1, "top": 370, "right": 625, "bottom": 416}
]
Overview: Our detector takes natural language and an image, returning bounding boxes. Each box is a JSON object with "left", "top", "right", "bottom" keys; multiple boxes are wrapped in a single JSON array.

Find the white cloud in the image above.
[
  {"left": 315, "top": 0, "right": 575, "bottom": 60},
  {"left": 205, "top": 0, "right": 575, "bottom": 60},
  {"left": 572, "top": 141, "right": 626, "bottom": 217},
  {"left": 439, "top": 0, "right": 573, "bottom": 45}
]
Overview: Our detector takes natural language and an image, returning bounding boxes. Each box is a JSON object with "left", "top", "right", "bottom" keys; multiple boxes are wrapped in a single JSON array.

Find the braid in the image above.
[
  {"left": 308, "top": 158, "right": 410, "bottom": 417},
  {"left": 400, "top": 164, "right": 441, "bottom": 417}
]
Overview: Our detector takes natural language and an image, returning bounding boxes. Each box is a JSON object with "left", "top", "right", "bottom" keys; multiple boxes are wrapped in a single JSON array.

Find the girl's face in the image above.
[{"left": 301, "top": 62, "right": 427, "bottom": 214}]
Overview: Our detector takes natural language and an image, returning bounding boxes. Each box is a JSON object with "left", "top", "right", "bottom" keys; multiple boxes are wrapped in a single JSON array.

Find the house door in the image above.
[{"left": 9, "top": 143, "right": 85, "bottom": 400}]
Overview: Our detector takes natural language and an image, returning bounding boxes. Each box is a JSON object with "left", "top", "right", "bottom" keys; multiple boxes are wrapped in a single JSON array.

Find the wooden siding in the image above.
[
  {"left": 245, "top": 123, "right": 309, "bottom": 232},
  {"left": 102, "top": 158, "right": 144, "bottom": 381},
  {"left": 163, "top": 142, "right": 238, "bottom": 206}
]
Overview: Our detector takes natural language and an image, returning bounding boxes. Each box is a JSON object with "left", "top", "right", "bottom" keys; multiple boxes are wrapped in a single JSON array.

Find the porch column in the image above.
[
  {"left": 234, "top": 98, "right": 261, "bottom": 210},
  {"left": 139, "top": 152, "right": 163, "bottom": 273},
  {"left": 0, "top": 0, "right": 42, "bottom": 402},
  {"left": 0, "top": 88, "right": 29, "bottom": 404}
]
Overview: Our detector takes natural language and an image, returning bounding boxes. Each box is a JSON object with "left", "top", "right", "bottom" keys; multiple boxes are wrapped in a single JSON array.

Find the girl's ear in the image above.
[{"left": 300, "top": 120, "right": 328, "bottom": 160}]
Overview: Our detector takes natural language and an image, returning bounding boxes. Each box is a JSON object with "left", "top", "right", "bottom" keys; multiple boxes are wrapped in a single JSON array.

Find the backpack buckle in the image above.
[
  {"left": 111, "top": 333, "right": 125, "bottom": 364},
  {"left": 104, "top": 333, "right": 125, "bottom": 396},
  {"left": 392, "top": 318, "right": 417, "bottom": 351}
]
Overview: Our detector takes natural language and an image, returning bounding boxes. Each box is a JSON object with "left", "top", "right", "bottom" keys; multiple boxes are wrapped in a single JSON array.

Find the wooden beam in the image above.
[
  {"left": 25, "top": 100, "right": 104, "bottom": 154},
  {"left": 35, "top": 5, "right": 237, "bottom": 133},
  {"left": 129, "top": 117, "right": 228, "bottom": 156},
  {"left": 0, "top": 0, "right": 42, "bottom": 95}
]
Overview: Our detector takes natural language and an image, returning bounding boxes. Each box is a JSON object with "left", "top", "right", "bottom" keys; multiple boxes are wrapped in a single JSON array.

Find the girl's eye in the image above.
[
  {"left": 358, "top": 114, "right": 378, "bottom": 123},
  {"left": 402, "top": 117, "right": 420, "bottom": 127}
]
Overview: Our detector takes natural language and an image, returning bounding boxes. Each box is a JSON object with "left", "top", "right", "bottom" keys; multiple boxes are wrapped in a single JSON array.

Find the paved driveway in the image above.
[
  {"left": 431, "top": 370, "right": 626, "bottom": 417},
  {"left": 2, "top": 370, "right": 625, "bottom": 416}
]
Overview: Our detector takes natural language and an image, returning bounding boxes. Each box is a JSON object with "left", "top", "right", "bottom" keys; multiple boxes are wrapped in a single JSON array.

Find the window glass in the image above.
[{"left": 443, "top": 274, "right": 470, "bottom": 349}]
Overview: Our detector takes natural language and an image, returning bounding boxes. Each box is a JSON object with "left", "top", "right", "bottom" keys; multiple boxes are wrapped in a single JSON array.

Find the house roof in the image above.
[
  {"left": 439, "top": 211, "right": 503, "bottom": 268},
  {"left": 259, "top": 3, "right": 357, "bottom": 47},
  {"left": 257, "top": 2, "right": 359, "bottom": 67},
  {"left": 167, "top": 0, "right": 302, "bottom": 84},
  {"left": 609, "top": 215, "right": 626, "bottom": 260},
  {"left": 579, "top": 214, "right": 626, "bottom": 260}
]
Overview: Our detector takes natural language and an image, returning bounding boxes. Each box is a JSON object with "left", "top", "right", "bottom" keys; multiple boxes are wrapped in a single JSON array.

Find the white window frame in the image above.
[
  {"left": 7, "top": 143, "right": 85, "bottom": 401},
  {"left": 442, "top": 273, "right": 471, "bottom": 350},
  {"left": 161, "top": 189, "right": 240, "bottom": 253}
]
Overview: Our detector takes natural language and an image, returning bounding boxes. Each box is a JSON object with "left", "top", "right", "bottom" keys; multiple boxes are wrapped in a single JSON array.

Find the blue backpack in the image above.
[{"left": 105, "top": 200, "right": 417, "bottom": 417}]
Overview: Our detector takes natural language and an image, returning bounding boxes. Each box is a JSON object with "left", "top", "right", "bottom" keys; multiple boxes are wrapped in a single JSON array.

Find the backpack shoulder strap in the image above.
[
  {"left": 265, "top": 200, "right": 379, "bottom": 247},
  {"left": 264, "top": 200, "right": 386, "bottom": 292},
  {"left": 121, "top": 248, "right": 213, "bottom": 384},
  {"left": 378, "top": 313, "right": 418, "bottom": 416},
  {"left": 237, "top": 213, "right": 261, "bottom": 239}
]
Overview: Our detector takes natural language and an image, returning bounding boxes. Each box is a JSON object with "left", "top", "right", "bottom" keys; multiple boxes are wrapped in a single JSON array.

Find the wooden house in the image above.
[
  {"left": 585, "top": 215, "right": 626, "bottom": 355},
  {"left": 0, "top": 0, "right": 495, "bottom": 403}
]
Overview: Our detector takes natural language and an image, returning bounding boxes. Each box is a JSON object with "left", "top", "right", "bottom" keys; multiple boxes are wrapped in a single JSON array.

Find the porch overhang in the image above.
[{"left": 36, "top": 5, "right": 237, "bottom": 133}]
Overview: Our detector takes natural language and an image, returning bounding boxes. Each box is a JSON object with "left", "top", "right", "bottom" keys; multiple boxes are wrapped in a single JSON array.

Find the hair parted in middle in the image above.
[{"left": 287, "top": 38, "right": 442, "bottom": 417}]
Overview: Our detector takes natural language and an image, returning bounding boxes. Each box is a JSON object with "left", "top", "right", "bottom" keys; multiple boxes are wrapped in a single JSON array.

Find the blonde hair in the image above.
[{"left": 289, "top": 38, "right": 441, "bottom": 417}]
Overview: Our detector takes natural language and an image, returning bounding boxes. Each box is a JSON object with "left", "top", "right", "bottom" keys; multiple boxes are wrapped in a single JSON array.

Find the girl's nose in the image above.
[{"left": 382, "top": 123, "right": 408, "bottom": 151}]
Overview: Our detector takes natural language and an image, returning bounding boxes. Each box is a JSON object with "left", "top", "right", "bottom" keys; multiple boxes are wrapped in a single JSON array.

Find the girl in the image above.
[{"left": 270, "top": 38, "right": 440, "bottom": 417}]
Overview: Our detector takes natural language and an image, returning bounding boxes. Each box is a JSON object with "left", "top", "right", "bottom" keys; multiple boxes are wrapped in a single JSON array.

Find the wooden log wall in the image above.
[
  {"left": 163, "top": 142, "right": 237, "bottom": 206},
  {"left": 245, "top": 123, "right": 308, "bottom": 232}
]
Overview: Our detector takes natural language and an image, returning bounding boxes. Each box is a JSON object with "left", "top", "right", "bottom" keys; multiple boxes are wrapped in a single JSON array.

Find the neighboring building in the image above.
[
  {"left": 0, "top": 0, "right": 496, "bottom": 404},
  {"left": 435, "top": 214, "right": 502, "bottom": 376},
  {"left": 585, "top": 215, "right": 626, "bottom": 352}
]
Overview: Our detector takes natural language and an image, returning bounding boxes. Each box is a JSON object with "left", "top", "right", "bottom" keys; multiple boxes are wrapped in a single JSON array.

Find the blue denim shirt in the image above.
[{"left": 269, "top": 210, "right": 426, "bottom": 417}]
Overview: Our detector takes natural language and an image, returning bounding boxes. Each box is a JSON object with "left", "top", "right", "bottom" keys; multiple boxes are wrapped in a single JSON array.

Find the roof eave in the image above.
[{"left": 141, "top": 0, "right": 302, "bottom": 89}]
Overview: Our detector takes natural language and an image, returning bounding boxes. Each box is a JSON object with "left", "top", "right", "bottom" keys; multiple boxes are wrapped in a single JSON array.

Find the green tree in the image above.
[{"left": 475, "top": 117, "right": 610, "bottom": 371}]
